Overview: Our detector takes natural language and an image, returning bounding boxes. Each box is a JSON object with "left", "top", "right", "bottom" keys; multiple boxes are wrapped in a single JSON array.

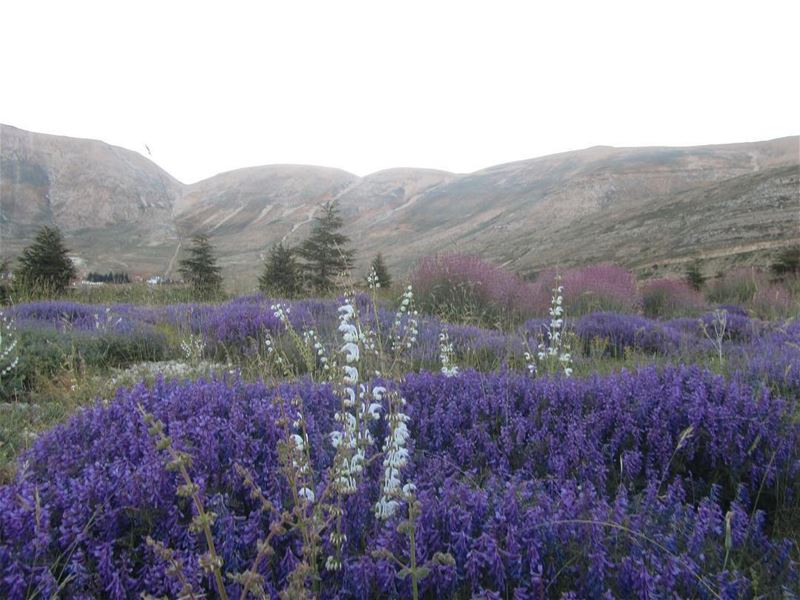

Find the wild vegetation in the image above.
[{"left": 0, "top": 239, "right": 798, "bottom": 598}]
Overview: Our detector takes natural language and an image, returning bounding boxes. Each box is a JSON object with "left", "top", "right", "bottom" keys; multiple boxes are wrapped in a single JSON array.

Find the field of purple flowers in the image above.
[{"left": 0, "top": 285, "right": 798, "bottom": 598}]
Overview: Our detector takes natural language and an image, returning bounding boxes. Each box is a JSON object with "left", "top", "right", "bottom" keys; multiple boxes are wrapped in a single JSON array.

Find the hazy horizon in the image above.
[
  {"left": 2, "top": 0, "right": 799, "bottom": 184},
  {"left": 5, "top": 121, "right": 798, "bottom": 184}
]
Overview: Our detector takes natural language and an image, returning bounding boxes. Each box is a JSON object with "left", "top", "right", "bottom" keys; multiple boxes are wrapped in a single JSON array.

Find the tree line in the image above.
[
  {"left": 86, "top": 271, "right": 131, "bottom": 283},
  {"left": 3, "top": 203, "right": 797, "bottom": 301},
  {"left": 180, "top": 200, "right": 391, "bottom": 298},
  {"left": 0, "top": 201, "right": 390, "bottom": 301}
]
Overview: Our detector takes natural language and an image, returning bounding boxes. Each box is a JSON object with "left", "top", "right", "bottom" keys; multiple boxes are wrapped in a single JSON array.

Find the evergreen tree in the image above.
[
  {"left": 296, "top": 201, "right": 355, "bottom": 292},
  {"left": 259, "top": 242, "right": 302, "bottom": 298},
  {"left": 15, "top": 226, "right": 77, "bottom": 296},
  {"left": 0, "top": 258, "right": 10, "bottom": 304},
  {"left": 770, "top": 245, "right": 800, "bottom": 280},
  {"left": 368, "top": 252, "right": 392, "bottom": 289},
  {"left": 178, "top": 233, "right": 223, "bottom": 298},
  {"left": 685, "top": 260, "right": 705, "bottom": 291}
]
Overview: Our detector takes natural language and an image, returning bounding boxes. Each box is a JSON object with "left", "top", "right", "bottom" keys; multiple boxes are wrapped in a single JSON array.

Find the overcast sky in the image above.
[{"left": 2, "top": 0, "right": 798, "bottom": 183}]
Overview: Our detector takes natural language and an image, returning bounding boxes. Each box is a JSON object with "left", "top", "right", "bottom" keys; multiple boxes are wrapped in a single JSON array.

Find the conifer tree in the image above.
[
  {"left": 296, "top": 201, "right": 355, "bottom": 292},
  {"left": 685, "top": 260, "right": 705, "bottom": 291},
  {"left": 178, "top": 233, "right": 223, "bottom": 298},
  {"left": 259, "top": 242, "right": 302, "bottom": 298},
  {"left": 369, "top": 252, "right": 392, "bottom": 289},
  {"left": 15, "top": 225, "right": 77, "bottom": 296}
]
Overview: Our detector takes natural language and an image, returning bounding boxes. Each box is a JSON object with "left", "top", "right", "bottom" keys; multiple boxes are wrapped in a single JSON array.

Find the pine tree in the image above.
[
  {"left": 685, "top": 260, "right": 705, "bottom": 291},
  {"left": 15, "top": 226, "right": 77, "bottom": 296},
  {"left": 296, "top": 201, "right": 355, "bottom": 292},
  {"left": 178, "top": 233, "right": 223, "bottom": 299},
  {"left": 259, "top": 242, "right": 302, "bottom": 298},
  {"left": 770, "top": 245, "right": 800, "bottom": 280},
  {"left": 369, "top": 252, "right": 392, "bottom": 289}
]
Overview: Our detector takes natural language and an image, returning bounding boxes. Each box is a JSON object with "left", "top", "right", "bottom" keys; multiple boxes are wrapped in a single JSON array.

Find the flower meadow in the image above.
[
  {"left": 2, "top": 367, "right": 799, "bottom": 599},
  {"left": 0, "top": 273, "right": 798, "bottom": 599}
]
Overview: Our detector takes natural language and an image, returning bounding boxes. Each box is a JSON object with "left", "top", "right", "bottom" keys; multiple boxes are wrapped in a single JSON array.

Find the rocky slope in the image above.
[
  {"left": 0, "top": 124, "right": 182, "bottom": 274},
  {"left": 1, "top": 123, "right": 798, "bottom": 286}
]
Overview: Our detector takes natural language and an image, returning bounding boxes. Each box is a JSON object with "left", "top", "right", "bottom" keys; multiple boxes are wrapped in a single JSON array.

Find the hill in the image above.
[{"left": 1, "top": 123, "right": 797, "bottom": 285}]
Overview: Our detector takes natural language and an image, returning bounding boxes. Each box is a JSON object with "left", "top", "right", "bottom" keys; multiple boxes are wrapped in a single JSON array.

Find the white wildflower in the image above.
[
  {"left": 0, "top": 312, "right": 19, "bottom": 380},
  {"left": 341, "top": 342, "right": 360, "bottom": 363},
  {"left": 439, "top": 328, "right": 459, "bottom": 377},
  {"left": 298, "top": 487, "right": 315, "bottom": 503}
]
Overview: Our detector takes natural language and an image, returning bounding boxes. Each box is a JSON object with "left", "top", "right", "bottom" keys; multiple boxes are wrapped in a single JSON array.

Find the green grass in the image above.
[
  {"left": 0, "top": 365, "right": 113, "bottom": 482},
  {"left": 5, "top": 282, "right": 229, "bottom": 306}
]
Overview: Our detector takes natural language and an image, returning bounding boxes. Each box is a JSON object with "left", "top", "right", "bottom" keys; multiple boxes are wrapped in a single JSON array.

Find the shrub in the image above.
[
  {"left": 707, "top": 268, "right": 766, "bottom": 306},
  {"left": 685, "top": 260, "right": 706, "bottom": 291},
  {"left": 706, "top": 268, "right": 797, "bottom": 319},
  {"left": 697, "top": 310, "right": 759, "bottom": 343},
  {"left": 557, "top": 263, "right": 642, "bottom": 315},
  {"left": 640, "top": 278, "right": 706, "bottom": 318},
  {"left": 732, "top": 320, "right": 800, "bottom": 395},
  {"left": 770, "top": 245, "right": 800, "bottom": 280},
  {"left": 751, "top": 281, "right": 796, "bottom": 319},
  {"left": 411, "top": 254, "right": 539, "bottom": 327},
  {"left": 575, "top": 312, "right": 683, "bottom": 357},
  {"left": 0, "top": 324, "right": 171, "bottom": 400}
]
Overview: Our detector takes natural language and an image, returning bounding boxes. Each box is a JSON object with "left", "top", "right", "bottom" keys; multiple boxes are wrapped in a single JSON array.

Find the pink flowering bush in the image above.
[
  {"left": 707, "top": 268, "right": 798, "bottom": 318},
  {"left": 411, "top": 255, "right": 542, "bottom": 327},
  {"left": 752, "top": 281, "right": 796, "bottom": 319},
  {"left": 640, "top": 278, "right": 706, "bottom": 318},
  {"left": 549, "top": 263, "right": 642, "bottom": 315}
]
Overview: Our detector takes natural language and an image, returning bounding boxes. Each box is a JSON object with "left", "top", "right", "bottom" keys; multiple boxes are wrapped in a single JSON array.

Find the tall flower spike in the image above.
[
  {"left": 331, "top": 295, "right": 364, "bottom": 495},
  {"left": 270, "top": 303, "right": 291, "bottom": 325},
  {"left": 367, "top": 266, "right": 380, "bottom": 290},
  {"left": 392, "top": 285, "right": 419, "bottom": 353},
  {"left": 375, "top": 389, "right": 412, "bottom": 520},
  {"left": 302, "top": 328, "right": 333, "bottom": 377},
  {"left": 439, "top": 328, "right": 459, "bottom": 377},
  {"left": 535, "top": 276, "right": 573, "bottom": 377},
  {"left": 0, "top": 311, "right": 19, "bottom": 381}
]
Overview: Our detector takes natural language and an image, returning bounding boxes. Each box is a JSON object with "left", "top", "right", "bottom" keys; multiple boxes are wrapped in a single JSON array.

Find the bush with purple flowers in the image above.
[
  {"left": 575, "top": 312, "right": 684, "bottom": 357},
  {"left": 1, "top": 366, "right": 797, "bottom": 598}
]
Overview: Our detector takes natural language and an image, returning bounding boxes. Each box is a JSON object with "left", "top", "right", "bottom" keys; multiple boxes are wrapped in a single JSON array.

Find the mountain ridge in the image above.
[{"left": 1, "top": 123, "right": 798, "bottom": 286}]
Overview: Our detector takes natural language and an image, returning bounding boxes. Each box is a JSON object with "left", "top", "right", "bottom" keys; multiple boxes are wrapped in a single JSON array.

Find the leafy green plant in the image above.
[{"left": 0, "top": 326, "right": 172, "bottom": 400}]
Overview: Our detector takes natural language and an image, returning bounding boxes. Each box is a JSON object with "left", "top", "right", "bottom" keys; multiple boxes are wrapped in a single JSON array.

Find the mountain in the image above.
[
  {"left": 1, "top": 123, "right": 798, "bottom": 287},
  {"left": 0, "top": 124, "right": 182, "bottom": 275}
]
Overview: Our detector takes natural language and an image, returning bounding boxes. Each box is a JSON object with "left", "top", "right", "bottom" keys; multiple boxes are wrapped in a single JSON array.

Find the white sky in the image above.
[{"left": 2, "top": 0, "right": 798, "bottom": 184}]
